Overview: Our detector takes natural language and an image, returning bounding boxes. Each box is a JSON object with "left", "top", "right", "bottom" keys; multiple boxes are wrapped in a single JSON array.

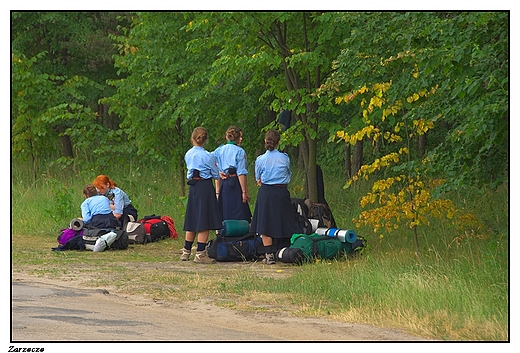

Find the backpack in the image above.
[
  {"left": 291, "top": 198, "right": 313, "bottom": 234},
  {"left": 82, "top": 228, "right": 129, "bottom": 250},
  {"left": 160, "top": 215, "right": 178, "bottom": 239},
  {"left": 57, "top": 228, "right": 84, "bottom": 245},
  {"left": 295, "top": 214, "right": 313, "bottom": 235},
  {"left": 125, "top": 215, "right": 149, "bottom": 244},
  {"left": 308, "top": 203, "right": 337, "bottom": 229},
  {"left": 138, "top": 215, "right": 170, "bottom": 242},
  {"left": 291, "top": 198, "right": 310, "bottom": 217},
  {"left": 207, "top": 232, "right": 265, "bottom": 262},
  {"left": 289, "top": 233, "right": 343, "bottom": 261},
  {"left": 276, "top": 246, "right": 306, "bottom": 264},
  {"left": 341, "top": 236, "right": 366, "bottom": 256}
]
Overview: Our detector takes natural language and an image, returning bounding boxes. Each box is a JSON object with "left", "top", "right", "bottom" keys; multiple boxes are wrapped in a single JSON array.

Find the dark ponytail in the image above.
[{"left": 264, "top": 130, "right": 280, "bottom": 151}]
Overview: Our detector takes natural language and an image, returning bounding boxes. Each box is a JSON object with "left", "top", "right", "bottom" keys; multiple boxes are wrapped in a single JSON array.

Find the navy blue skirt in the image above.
[
  {"left": 250, "top": 184, "right": 300, "bottom": 239},
  {"left": 183, "top": 178, "right": 223, "bottom": 232},
  {"left": 218, "top": 176, "right": 252, "bottom": 222},
  {"left": 88, "top": 213, "right": 120, "bottom": 229}
]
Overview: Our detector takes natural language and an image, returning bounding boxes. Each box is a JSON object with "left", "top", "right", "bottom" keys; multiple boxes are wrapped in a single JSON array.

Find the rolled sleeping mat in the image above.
[
  {"left": 336, "top": 229, "right": 357, "bottom": 243},
  {"left": 69, "top": 218, "right": 84, "bottom": 231},
  {"left": 315, "top": 227, "right": 357, "bottom": 243},
  {"left": 315, "top": 227, "right": 339, "bottom": 237},
  {"left": 220, "top": 220, "right": 250, "bottom": 237}
]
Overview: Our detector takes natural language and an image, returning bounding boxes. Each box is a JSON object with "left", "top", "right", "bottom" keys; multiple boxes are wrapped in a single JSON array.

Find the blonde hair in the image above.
[{"left": 191, "top": 127, "right": 208, "bottom": 146}]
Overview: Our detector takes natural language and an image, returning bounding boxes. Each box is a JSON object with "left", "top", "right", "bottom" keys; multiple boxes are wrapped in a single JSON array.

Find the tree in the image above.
[
  {"left": 104, "top": 12, "right": 259, "bottom": 195},
  {"left": 322, "top": 12, "right": 508, "bottom": 252},
  {"left": 183, "top": 12, "right": 352, "bottom": 202},
  {"left": 11, "top": 11, "right": 132, "bottom": 172}
]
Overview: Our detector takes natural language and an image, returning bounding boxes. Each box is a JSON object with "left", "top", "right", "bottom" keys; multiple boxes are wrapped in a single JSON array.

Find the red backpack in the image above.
[
  {"left": 138, "top": 215, "right": 170, "bottom": 242},
  {"left": 138, "top": 214, "right": 178, "bottom": 241},
  {"left": 160, "top": 215, "right": 178, "bottom": 239}
]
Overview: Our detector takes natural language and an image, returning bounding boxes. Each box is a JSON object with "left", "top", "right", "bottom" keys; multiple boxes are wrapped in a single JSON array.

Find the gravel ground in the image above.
[{"left": 10, "top": 272, "right": 433, "bottom": 346}]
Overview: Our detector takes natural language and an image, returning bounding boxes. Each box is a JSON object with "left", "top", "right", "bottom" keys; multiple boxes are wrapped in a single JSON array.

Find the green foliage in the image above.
[
  {"left": 319, "top": 12, "right": 508, "bottom": 253},
  {"left": 326, "top": 12, "right": 508, "bottom": 193},
  {"left": 43, "top": 179, "right": 77, "bottom": 224},
  {"left": 12, "top": 11, "right": 508, "bottom": 230}
]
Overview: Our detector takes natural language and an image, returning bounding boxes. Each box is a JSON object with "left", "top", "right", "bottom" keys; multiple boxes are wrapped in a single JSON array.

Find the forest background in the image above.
[{"left": 10, "top": 11, "right": 510, "bottom": 341}]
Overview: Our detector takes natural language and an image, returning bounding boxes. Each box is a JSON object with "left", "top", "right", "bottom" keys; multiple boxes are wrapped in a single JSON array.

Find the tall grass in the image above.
[{"left": 11, "top": 161, "right": 509, "bottom": 341}]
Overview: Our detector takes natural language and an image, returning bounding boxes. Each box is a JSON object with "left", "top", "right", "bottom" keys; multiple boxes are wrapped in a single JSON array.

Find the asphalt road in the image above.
[{"left": 11, "top": 274, "right": 430, "bottom": 343}]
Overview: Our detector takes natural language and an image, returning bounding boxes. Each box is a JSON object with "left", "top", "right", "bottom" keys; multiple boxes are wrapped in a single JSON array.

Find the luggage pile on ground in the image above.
[
  {"left": 206, "top": 220, "right": 265, "bottom": 262},
  {"left": 52, "top": 214, "right": 178, "bottom": 252},
  {"left": 206, "top": 199, "right": 365, "bottom": 264}
]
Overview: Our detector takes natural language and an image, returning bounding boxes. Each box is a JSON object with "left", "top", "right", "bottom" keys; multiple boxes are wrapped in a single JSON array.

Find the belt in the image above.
[
  {"left": 228, "top": 173, "right": 237, "bottom": 177},
  {"left": 270, "top": 184, "right": 287, "bottom": 187}
]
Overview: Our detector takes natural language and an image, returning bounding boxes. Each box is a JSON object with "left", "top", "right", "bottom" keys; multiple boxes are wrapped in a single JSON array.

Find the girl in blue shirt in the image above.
[
  {"left": 212, "top": 126, "right": 252, "bottom": 222},
  {"left": 250, "top": 129, "right": 300, "bottom": 264},
  {"left": 93, "top": 175, "right": 138, "bottom": 228},
  {"left": 81, "top": 184, "right": 120, "bottom": 229},
  {"left": 181, "top": 127, "right": 222, "bottom": 264}
]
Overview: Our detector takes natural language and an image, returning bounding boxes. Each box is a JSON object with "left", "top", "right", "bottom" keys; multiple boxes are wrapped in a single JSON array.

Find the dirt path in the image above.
[{"left": 11, "top": 272, "right": 430, "bottom": 343}]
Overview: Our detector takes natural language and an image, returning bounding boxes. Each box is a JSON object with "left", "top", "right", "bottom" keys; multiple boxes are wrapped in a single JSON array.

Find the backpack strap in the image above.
[{"left": 310, "top": 236, "right": 331, "bottom": 257}]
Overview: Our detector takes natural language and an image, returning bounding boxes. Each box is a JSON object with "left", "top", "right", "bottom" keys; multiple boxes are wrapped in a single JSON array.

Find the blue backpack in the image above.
[{"left": 207, "top": 233, "right": 265, "bottom": 262}]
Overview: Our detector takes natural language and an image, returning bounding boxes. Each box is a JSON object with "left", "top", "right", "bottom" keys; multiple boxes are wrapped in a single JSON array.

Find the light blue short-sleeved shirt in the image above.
[
  {"left": 254, "top": 149, "right": 291, "bottom": 185},
  {"left": 109, "top": 187, "right": 131, "bottom": 215},
  {"left": 212, "top": 142, "right": 248, "bottom": 176},
  {"left": 185, "top": 145, "right": 219, "bottom": 180},
  {"left": 81, "top": 195, "right": 113, "bottom": 224}
]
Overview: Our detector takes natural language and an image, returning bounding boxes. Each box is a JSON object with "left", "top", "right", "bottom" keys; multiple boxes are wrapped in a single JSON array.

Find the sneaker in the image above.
[
  {"left": 262, "top": 253, "right": 276, "bottom": 265},
  {"left": 194, "top": 250, "right": 216, "bottom": 264},
  {"left": 180, "top": 248, "right": 191, "bottom": 261}
]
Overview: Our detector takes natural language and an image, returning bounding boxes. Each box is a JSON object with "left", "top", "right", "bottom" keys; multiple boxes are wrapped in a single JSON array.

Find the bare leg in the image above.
[
  {"left": 196, "top": 230, "right": 210, "bottom": 244},
  {"left": 185, "top": 231, "right": 196, "bottom": 243}
]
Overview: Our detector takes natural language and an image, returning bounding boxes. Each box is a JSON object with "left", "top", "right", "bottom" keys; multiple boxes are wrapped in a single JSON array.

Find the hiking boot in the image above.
[
  {"left": 262, "top": 253, "right": 276, "bottom": 265},
  {"left": 180, "top": 248, "right": 191, "bottom": 261},
  {"left": 194, "top": 250, "right": 216, "bottom": 264}
]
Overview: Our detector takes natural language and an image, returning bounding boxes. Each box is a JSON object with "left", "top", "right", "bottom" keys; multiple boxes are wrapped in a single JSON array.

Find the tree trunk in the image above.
[
  {"left": 99, "top": 103, "right": 120, "bottom": 131},
  {"left": 344, "top": 143, "right": 351, "bottom": 178},
  {"left": 58, "top": 126, "right": 74, "bottom": 158},
  {"left": 306, "top": 135, "right": 318, "bottom": 202},
  {"left": 352, "top": 139, "right": 363, "bottom": 176},
  {"left": 417, "top": 134, "right": 426, "bottom": 157}
]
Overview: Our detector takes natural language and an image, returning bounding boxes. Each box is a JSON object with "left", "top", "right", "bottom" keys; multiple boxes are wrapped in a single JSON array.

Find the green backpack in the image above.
[{"left": 289, "top": 234, "right": 343, "bottom": 261}]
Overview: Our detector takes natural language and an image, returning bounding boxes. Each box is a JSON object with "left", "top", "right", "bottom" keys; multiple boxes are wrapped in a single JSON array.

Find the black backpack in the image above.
[
  {"left": 308, "top": 203, "right": 337, "bottom": 229},
  {"left": 82, "top": 227, "right": 129, "bottom": 250},
  {"left": 291, "top": 198, "right": 310, "bottom": 217},
  {"left": 291, "top": 198, "right": 313, "bottom": 234},
  {"left": 138, "top": 215, "right": 170, "bottom": 242}
]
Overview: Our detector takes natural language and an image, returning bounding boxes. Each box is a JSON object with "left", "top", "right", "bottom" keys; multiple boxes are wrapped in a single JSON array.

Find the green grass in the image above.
[{"left": 11, "top": 162, "right": 509, "bottom": 341}]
